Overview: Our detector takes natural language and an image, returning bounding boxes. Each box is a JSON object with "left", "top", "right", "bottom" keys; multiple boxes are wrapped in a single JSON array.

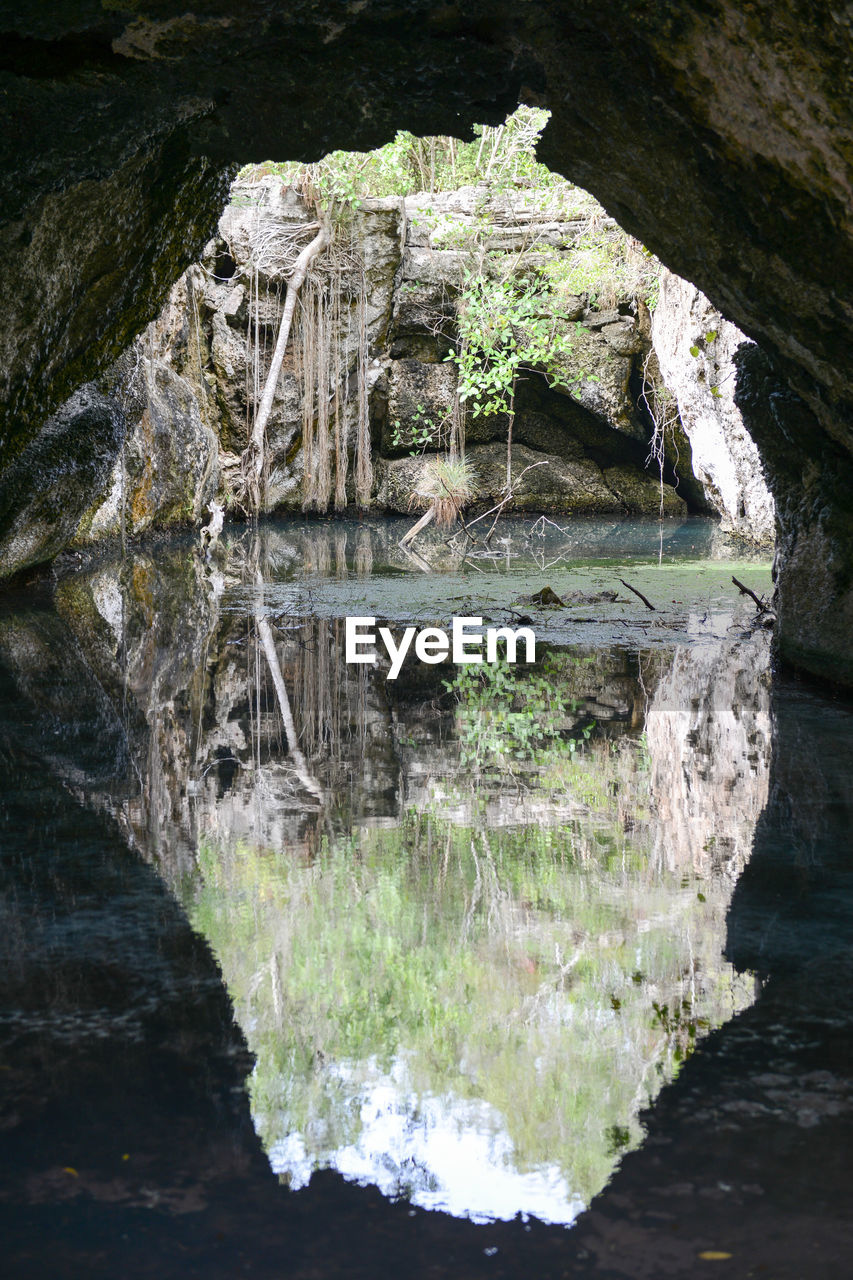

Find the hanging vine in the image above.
[
  {"left": 354, "top": 268, "right": 372, "bottom": 508},
  {"left": 228, "top": 172, "right": 373, "bottom": 517}
]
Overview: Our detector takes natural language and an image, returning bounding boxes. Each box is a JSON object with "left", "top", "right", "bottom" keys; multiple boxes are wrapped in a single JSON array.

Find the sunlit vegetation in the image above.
[{"left": 240, "top": 107, "right": 563, "bottom": 205}]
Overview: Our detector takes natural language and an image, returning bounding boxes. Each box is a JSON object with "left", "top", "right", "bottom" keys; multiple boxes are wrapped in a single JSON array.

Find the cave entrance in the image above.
[{"left": 163, "top": 107, "right": 771, "bottom": 547}]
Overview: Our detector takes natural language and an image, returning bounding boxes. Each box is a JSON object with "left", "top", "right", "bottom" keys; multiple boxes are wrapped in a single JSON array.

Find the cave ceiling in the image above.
[{"left": 1, "top": 2, "right": 850, "bottom": 458}]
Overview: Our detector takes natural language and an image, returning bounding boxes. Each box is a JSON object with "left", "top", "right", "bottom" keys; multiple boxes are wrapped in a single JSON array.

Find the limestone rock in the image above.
[
  {"left": 602, "top": 465, "right": 686, "bottom": 516},
  {"left": 0, "top": 385, "right": 123, "bottom": 577},
  {"left": 652, "top": 269, "right": 775, "bottom": 543},
  {"left": 548, "top": 321, "right": 646, "bottom": 441},
  {"left": 79, "top": 360, "right": 219, "bottom": 542},
  {"left": 600, "top": 321, "right": 644, "bottom": 357},
  {"left": 376, "top": 442, "right": 685, "bottom": 518},
  {"left": 3, "top": 0, "right": 853, "bottom": 691},
  {"left": 356, "top": 198, "right": 406, "bottom": 343},
  {"left": 735, "top": 343, "right": 853, "bottom": 688},
  {"left": 383, "top": 360, "right": 458, "bottom": 454}
]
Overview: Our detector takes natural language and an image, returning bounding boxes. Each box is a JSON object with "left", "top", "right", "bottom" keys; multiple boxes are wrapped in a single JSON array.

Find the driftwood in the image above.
[
  {"left": 618, "top": 578, "right": 656, "bottom": 611},
  {"left": 732, "top": 575, "right": 770, "bottom": 612},
  {"left": 399, "top": 505, "right": 436, "bottom": 548},
  {"left": 199, "top": 499, "right": 224, "bottom": 554}
]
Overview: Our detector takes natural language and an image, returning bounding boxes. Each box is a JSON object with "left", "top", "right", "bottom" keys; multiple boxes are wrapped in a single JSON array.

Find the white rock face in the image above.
[{"left": 652, "top": 269, "right": 775, "bottom": 543}]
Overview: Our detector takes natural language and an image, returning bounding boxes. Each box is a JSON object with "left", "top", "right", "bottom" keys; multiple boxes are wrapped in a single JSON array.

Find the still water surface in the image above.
[{"left": 2, "top": 515, "right": 850, "bottom": 1275}]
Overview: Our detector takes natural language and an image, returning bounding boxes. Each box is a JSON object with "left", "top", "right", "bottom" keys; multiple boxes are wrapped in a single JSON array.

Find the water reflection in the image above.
[{"left": 29, "top": 518, "right": 771, "bottom": 1223}]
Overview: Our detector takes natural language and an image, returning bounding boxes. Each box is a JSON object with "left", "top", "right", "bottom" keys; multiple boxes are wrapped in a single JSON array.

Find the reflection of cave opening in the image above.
[{"left": 155, "top": 519, "right": 773, "bottom": 1223}]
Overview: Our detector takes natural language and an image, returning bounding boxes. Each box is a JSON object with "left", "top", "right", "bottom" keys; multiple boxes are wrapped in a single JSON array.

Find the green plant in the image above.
[
  {"left": 410, "top": 455, "right": 478, "bottom": 527},
  {"left": 239, "top": 106, "right": 563, "bottom": 208},
  {"left": 185, "top": 735, "right": 754, "bottom": 1209},
  {"left": 390, "top": 402, "right": 450, "bottom": 456},
  {"left": 446, "top": 271, "right": 582, "bottom": 489},
  {"left": 444, "top": 654, "right": 594, "bottom": 767},
  {"left": 539, "top": 228, "right": 660, "bottom": 310}
]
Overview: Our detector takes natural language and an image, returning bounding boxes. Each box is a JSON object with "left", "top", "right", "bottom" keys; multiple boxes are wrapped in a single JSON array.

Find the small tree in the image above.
[
  {"left": 447, "top": 270, "right": 584, "bottom": 491},
  {"left": 399, "top": 455, "right": 477, "bottom": 547}
]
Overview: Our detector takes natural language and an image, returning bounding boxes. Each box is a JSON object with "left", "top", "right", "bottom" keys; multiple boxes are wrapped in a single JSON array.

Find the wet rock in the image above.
[
  {"left": 735, "top": 344, "right": 853, "bottom": 687},
  {"left": 0, "top": 384, "right": 123, "bottom": 577},
  {"left": 528, "top": 585, "right": 563, "bottom": 606},
  {"left": 78, "top": 359, "right": 219, "bottom": 541},
  {"left": 602, "top": 464, "right": 686, "bottom": 515}
]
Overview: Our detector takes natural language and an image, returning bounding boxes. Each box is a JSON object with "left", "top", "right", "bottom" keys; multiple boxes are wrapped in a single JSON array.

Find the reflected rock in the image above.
[{"left": 645, "top": 634, "right": 771, "bottom": 879}]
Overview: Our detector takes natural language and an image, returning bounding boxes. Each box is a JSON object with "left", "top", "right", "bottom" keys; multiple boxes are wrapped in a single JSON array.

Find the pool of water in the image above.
[{"left": 0, "top": 515, "right": 851, "bottom": 1277}]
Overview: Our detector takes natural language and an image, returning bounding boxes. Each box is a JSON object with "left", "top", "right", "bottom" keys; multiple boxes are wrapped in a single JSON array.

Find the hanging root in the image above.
[
  {"left": 241, "top": 221, "right": 328, "bottom": 513},
  {"left": 314, "top": 287, "right": 332, "bottom": 511},
  {"left": 354, "top": 268, "right": 373, "bottom": 508},
  {"left": 235, "top": 176, "right": 373, "bottom": 518},
  {"left": 333, "top": 266, "right": 348, "bottom": 510},
  {"left": 300, "top": 282, "right": 317, "bottom": 509},
  {"left": 640, "top": 348, "right": 681, "bottom": 517}
]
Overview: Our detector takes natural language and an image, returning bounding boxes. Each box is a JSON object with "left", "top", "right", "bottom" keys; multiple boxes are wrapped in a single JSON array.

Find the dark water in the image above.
[{"left": 1, "top": 516, "right": 852, "bottom": 1277}]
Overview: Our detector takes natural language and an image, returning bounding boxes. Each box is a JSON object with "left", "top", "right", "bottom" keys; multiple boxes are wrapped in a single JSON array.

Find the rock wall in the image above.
[
  {"left": 374, "top": 185, "right": 690, "bottom": 519},
  {"left": 735, "top": 344, "right": 853, "bottom": 688},
  {"left": 652, "top": 270, "right": 775, "bottom": 544},
  {"left": 0, "top": 176, "right": 776, "bottom": 570},
  {"left": 76, "top": 179, "right": 741, "bottom": 543},
  {"left": 0, "top": 384, "right": 125, "bottom": 576}
]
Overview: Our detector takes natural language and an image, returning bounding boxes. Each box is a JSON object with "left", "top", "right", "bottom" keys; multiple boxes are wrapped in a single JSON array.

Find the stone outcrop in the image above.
[
  {"left": 87, "top": 358, "right": 219, "bottom": 543},
  {"left": 652, "top": 270, "right": 775, "bottom": 544},
  {"left": 735, "top": 344, "right": 853, "bottom": 688},
  {"left": 375, "top": 444, "right": 685, "bottom": 518},
  {"left": 0, "top": 384, "right": 124, "bottom": 575}
]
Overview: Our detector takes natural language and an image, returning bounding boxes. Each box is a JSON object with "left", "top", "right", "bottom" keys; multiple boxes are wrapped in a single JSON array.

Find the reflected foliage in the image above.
[
  {"left": 190, "top": 752, "right": 752, "bottom": 1214},
  {"left": 446, "top": 653, "right": 596, "bottom": 765}
]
